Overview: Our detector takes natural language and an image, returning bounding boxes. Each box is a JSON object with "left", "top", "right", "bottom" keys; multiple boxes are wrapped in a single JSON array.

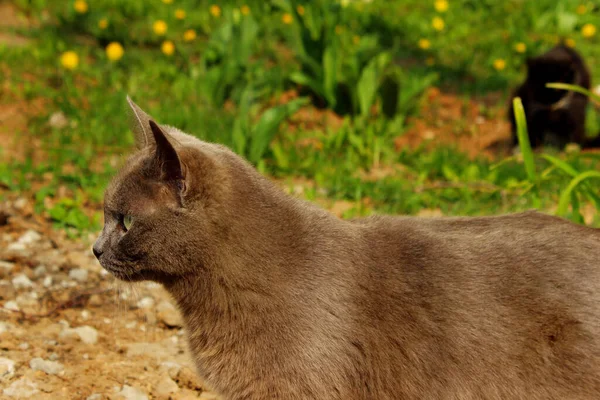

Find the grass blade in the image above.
[
  {"left": 557, "top": 170, "right": 600, "bottom": 217},
  {"left": 512, "top": 97, "right": 536, "bottom": 182}
]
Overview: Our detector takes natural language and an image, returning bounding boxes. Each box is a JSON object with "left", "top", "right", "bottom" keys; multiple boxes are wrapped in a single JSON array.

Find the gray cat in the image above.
[{"left": 93, "top": 97, "right": 600, "bottom": 399}]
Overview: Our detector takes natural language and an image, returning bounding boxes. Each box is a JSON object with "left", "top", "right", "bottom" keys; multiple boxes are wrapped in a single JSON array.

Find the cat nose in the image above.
[{"left": 92, "top": 245, "right": 103, "bottom": 259}]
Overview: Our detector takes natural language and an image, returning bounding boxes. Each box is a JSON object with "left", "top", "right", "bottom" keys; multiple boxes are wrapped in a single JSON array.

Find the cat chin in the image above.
[{"left": 101, "top": 262, "right": 174, "bottom": 283}]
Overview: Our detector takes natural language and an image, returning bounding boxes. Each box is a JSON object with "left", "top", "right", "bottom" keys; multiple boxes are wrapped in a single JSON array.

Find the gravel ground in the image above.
[{"left": 0, "top": 196, "right": 219, "bottom": 400}]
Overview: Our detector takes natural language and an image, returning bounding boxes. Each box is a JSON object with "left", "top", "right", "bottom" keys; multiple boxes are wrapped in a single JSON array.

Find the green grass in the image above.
[{"left": 1, "top": 0, "right": 600, "bottom": 234}]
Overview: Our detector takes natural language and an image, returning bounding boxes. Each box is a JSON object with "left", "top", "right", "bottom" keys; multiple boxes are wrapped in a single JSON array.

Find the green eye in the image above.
[{"left": 123, "top": 215, "right": 134, "bottom": 231}]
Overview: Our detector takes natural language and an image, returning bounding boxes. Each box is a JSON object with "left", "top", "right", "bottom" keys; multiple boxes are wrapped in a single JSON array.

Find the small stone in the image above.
[
  {"left": 0, "top": 261, "right": 15, "bottom": 277},
  {"left": 117, "top": 385, "right": 148, "bottom": 400},
  {"left": 136, "top": 297, "right": 155, "bottom": 309},
  {"left": 48, "top": 353, "right": 59, "bottom": 361},
  {"left": 42, "top": 276, "right": 53, "bottom": 288},
  {"left": 48, "top": 111, "right": 68, "bottom": 129},
  {"left": 0, "top": 322, "right": 13, "bottom": 334},
  {"left": 156, "top": 300, "right": 182, "bottom": 328},
  {"left": 13, "top": 198, "right": 27, "bottom": 210},
  {"left": 86, "top": 394, "right": 102, "bottom": 400},
  {"left": 0, "top": 357, "right": 16, "bottom": 381},
  {"left": 159, "top": 362, "right": 181, "bottom": 380},
  {"left": 6, "top": 242, "right": 25, "bottom": 252},
  {"left": 176, "top": 367, "right": 204, "bottom": 391},
  {"left": 88, "top": 294, "right": 102, "bottom": 306},
  {"left": 18, "top": 343, "right": 29, "bottom": 350},
  {"left": 12, "top": 274, "right": 33, "bottom": 289},
  {"left": 68, "top": 268, "right": 88, "bottom": 282},
  {"left": 33, "top": 265, "right": 47, "bottom": 278},
  {"left": 4, "top": 301, "right": 19, "bottom": 311},
  {"left": 29, "top": 357, "right": 64, "bottom": 375},
  {"left": 18, "top": 230, "right": 42, "bottom": 245},
  {"left": 154, "top": 375, "right": 179, "bottom": 396},
  {"left": 81, "top": 310, "right": 90, "bottom": 320},
  {"left": 60, "top": 325, "right": 98, "bottom": 345},
  {"left": 3, "top": 377, "right": 39, "bottom": 397}
]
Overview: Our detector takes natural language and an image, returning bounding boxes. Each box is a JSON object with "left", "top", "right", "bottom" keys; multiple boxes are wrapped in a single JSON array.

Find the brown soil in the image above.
[{"left": 394, "top": 87, "right": 513, "bottom": 159}]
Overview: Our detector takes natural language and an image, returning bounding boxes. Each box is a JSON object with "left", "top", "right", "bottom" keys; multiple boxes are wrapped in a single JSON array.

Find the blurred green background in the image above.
[{"left": 1, "top": 0, "right": 600, "bottom": 236}]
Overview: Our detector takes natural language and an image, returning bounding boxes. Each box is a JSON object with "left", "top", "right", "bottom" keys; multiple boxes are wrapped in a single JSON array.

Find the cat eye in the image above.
[{"left": 123, "top": 215, "right": 134, "bottom": 231}]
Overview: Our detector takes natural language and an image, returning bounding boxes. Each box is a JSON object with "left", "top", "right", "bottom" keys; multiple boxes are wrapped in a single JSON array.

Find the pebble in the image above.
[
  {"left": 0, "top": 322, "right": 13, "bottom": 334},
  {"left": 29, "top": 357, "right": 64, "bottom": 375},
  {"left": 136, "top": 296, "right": 155, "bottom": 309},
  {"left": 11, "top": 274, "right": 33, "bottom": 289},
  {"left": 159, "top": 362, "right": 182, "bottom": 380},
  {"left": 156, "top": 300, "right": 183, "bottom": 327},
  {"left": 68, "top": 268, "right": 88, "bottom": 282},
  {"left": 199, "top": 393, "right": 219, "bottom": 400},
  {"left": 4, "top": 300, "right": 20, "bottom": 311},
  {"left": 6, "top": 242, "right": 26, "bottom": 252},
  {"left": 154, "top": 375, "right": 179, "bottom": 396},
  {"left": 18, "top": 230, "right": 42, "bottom": 245},
  {"left": 33, "top": 265, "right": 47, "bottom": 278},
  {"left": 0, "top": 261, "right": 15, "bottom": 277},
  {"left": 0, "top": 357, "right": 16, "bottom": 381},
  {"left": 48, "top": 353, "right": 59, "bottom": 361},
  {"left": 18, "top": 343, "right": 29, "bottom": 350},
  {"left": 3, "top": 377, "right": 39, "bottom": 398},
  {"left": 42, "top": 276, "right": 53, "bottom": 288},
  {"left": 117, "top": 385, "right": 148, "bottom": 400},
  {"left": 60, "top": 325, "right": 99, "bottom": 345},
  {"left": 86, "top": 394, "right": 102, "bottom": 400}
]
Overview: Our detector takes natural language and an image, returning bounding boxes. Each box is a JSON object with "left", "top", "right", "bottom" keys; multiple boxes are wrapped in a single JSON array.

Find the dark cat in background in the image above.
[
  {"left": 508, "top": 44, "right": 599, "bottom": 149},
  {"left": 93, "top": 97, "right": 600, "bottom": 399}
]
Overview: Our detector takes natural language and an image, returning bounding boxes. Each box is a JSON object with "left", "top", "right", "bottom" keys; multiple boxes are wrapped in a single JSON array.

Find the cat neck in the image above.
[{"left": 163, "top": 160, "right": 349, "bottom": 322}]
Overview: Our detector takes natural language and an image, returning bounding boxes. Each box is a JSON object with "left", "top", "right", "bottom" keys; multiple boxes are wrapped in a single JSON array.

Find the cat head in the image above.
[
  {"left": 92, "top": 97, "right": 234, "bottom": 283},
  {"left": 526, "top": 45, "right": 577, "bottom": 104}
]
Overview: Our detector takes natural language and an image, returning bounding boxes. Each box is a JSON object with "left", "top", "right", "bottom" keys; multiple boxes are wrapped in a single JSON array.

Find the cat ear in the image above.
[
  {"left": 126, "top": 96, "right": 154, "bottom": 149},
  {"left": 149, "top": 120, "right": 184, "bottom": 183}
]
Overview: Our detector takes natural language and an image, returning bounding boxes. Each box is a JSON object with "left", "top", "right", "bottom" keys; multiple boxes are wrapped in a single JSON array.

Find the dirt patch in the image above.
[{"left": 394, "top": 87, "right": 513, "bottom": 159}]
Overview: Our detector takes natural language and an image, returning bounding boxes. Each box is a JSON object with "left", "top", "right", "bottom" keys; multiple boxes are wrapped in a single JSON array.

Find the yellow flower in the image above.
[
  {"left": 282, "top": 13, "right": 293, "bottom": 24},
  {"left": 161, "top": 40, "right": 175, "bottom": 56},
  {"left": 426, "top": 57, "right": 435, "bottom": 66},
  {"left": 582, "top": 23, "right": 596, "bottom": 38},
  {"left": 60, "top": 51, "right": 79, "bottom": 70},
  {"left": 74, "top": 0, "right": 88, "bottom": 14},
  {"left": 105, "top": 42, "right": 124, "bottom": 61},
  {"left": 353, "top": 35, "right": 360, "bottom": 45},
  {"left": 183, "top": 29, "right": 197, "bottom": 42},
  {"left": 514, "top": 42, "right": 526, "bottom": 53},
  {"left": 175, "top": 9, "right": 186, "bottom": 20},
  {"left": 162, "top": 0, "right": 173, "bottom": 3},
  {"left": 210, "top": 5, "right": 221, "bottom": 17},
  {"left": 335, "top": 25, "right": 343, "bottom": 35},
  {"left": 434, "top": 0, "right": 449, "bottom": 12},
  {"left": 565, "top": 38, "right": 576, "bottom": 48},
  {"left": 241, "top": 5, "right": 250, "bottom": 15},
  {"left": 576, "top": 5, "right": 586, "bottom": 15},
  {"left": 297, "top": 5, "right": 305, "bottom": 16},
  {"left": 98, "top": 19, "right": 108, "bottom": 29},
  {"left": 418, "top": 38, "right": 431, "bottom": 50},
  {"left": 493, "top": 59, "right": 506, "bottom": 71},
  {"left": 432, "top": 17, "right": 445, "bottom": 31},
  {"left": 153, "top": 20, "right": 168, "bottom": 35}
]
